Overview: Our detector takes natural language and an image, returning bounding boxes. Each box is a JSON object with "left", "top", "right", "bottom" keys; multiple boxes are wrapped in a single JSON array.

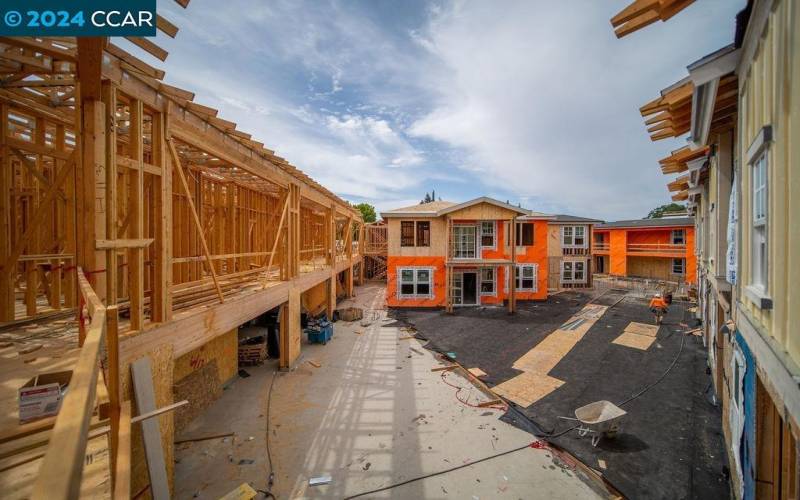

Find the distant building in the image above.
[
  {"left": 381, "top": 197, "right": 552, "bottom": 311},
  {"left": 546, "top": 215, "right": 603, "bottom": 291},
  {"left": 592, "top": 217, "right": 696, "bottom": 284}
]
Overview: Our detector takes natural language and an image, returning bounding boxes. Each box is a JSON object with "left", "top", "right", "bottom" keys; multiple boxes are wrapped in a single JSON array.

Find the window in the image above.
[
  {"left": 671, "top": 229, "right": 685, "bottom": 245},
  {"left": 401, "top": 221, "right": 415, "bottom": 247},
  {"left": 401, "top": 221, "right": 430, "bottom": 247},
  {"left": 515, "top": 264, "right": 537, "bottom": 291},
  {"left": 561, "top": 261, "right": 586, "bottom": 283},
  {"left": 416, "top": 221, "right": 430, "bottom": 247},
  {"left": 562, "top": 226, "right": 586, "bottom": 248},
  {"left": 574, "top": 227, "right": 585, "bottom": 247},
  {"left": 480, "top": 267, "right": 495, "bottom": 295},
  {"left": 672, "top": 258, "right": 685, "bottom": 275},
  {"left": 398, "top": 268, "right": 433, "bottom": 298},
  {"left": 513, "top": 222, "right": 534, "bottom": 246},
  {"left": 751, "top": 151, "right": 767, "bottom": 290},
  {"left": 453, "top": 225, "right": 477, "bottom": 259},
  {"left": 480, "top": 221, "right": 495, "bottom": 248}
]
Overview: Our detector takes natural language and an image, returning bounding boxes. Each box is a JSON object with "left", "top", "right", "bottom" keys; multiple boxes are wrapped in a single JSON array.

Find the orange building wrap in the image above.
[
  {"left": 685, "top": 228, "right": 696, "bottom": 284},
  {"left": 386, "top": 256, "right": 446, "bottom": 307},
  {"left": 609, "top": 229, "right": 627, "bottom": 276}
]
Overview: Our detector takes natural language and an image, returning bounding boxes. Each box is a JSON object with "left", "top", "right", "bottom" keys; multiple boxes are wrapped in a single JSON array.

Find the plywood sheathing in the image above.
[
  {"left": 121, "top": 344, "right": 175, "bottom": 497},
  {"left": 612, "top": 321, "right": 659, "bottom": 351},
  {"left": 496, "top": 303, "right": 608, "bottom": 407},
  {"left": 173, "top": 328, "right": 237, "bottom": 433}
]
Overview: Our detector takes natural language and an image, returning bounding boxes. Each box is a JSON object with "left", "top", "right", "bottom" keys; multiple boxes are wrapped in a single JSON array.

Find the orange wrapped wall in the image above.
[
  {"left": 609, "top": 229, "right": 627, "bottom": 276},
  {"left": 386, "top": 256, "right": 446, "bottom": 307},
  {"left": 685, "top": 227, "right": 696, "bottom": 284}
]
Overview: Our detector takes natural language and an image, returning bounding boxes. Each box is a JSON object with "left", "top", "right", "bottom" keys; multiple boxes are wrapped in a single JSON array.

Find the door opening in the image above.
[{"left": 462, "top": 272, "right": 478, "bottom": 305}]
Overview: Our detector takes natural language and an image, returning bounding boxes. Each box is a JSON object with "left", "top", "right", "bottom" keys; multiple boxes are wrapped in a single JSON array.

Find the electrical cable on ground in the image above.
[
  {"left": 257, "top": 370, "right": 278, "bottom": 500},
  {"left": 343, "top": 441, "right": 545, "bottom": 500}
]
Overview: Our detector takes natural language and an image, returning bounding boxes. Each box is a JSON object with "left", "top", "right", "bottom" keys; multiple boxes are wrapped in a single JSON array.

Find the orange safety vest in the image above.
[{"left": 649, "top": 297, "right": 667, "bottom": 309}]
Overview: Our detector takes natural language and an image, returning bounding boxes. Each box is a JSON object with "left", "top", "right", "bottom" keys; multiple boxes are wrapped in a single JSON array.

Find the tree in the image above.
[
  {"left": 646, "top": 202, "right": 686, "bottom": 219},
  {"left": 420, "top": 191, "right": 434, "bottom": 204},
  {"left": 355, "top": 202, "right": 377, "bottom": 223}
]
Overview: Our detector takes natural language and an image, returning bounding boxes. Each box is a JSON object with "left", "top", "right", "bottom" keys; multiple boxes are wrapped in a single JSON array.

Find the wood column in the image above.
[
  {"left": 509, "top": 217, "right": 517, "bottom": 313},
  {"left": 279, "top": 288, "right": 301, "bottom": 369},
  {"left": 151, "top": 104, "right": 171, "bottom": 322},
  {"left": 0, "top": 103, "right": 12, "bottom": 321},
  {"left": 127, "top": 99, "right": 144, "bottom": 330}
]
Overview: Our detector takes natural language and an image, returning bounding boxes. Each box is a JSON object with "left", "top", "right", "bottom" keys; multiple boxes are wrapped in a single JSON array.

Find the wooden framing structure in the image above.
[
  {"left": 610, "top": 0, "right": 696, "bottom": 38},
  {"left": 0, "top": 18, "right": 362, "bottom": 497}
]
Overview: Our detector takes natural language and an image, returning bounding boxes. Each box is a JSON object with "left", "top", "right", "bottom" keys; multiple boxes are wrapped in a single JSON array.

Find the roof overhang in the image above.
[
  {"left": 688, "top": 45, "right": 740, "bottom": 147},
  {"left": 438, "top": 197, "right": 530, "bottom": 217}
]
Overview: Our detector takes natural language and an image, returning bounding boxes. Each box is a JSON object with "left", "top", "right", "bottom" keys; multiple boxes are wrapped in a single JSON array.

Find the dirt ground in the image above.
[
  {"left": 173, "top": 284, "right": 614, "bottom": 499},
  {"left": 396, "top": 289, "right": 730, "bottom": 500}
]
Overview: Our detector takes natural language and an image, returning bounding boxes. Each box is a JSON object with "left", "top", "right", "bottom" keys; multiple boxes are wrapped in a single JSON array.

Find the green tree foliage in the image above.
[
  {"left": 646, "top": 202, "right": 687, "bottom": 219},
  {"left": 355, "top": 202, "right": 377, "bottom": 223}
]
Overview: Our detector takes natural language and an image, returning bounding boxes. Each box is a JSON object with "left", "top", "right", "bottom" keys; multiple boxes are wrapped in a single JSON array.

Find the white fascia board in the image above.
[{"left": 688, "top": 45, "right": 740, "bottom": 147}]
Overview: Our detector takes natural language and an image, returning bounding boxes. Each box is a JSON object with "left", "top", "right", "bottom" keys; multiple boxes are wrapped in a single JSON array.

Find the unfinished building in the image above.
[{"left": 0, "top": 26, "right": 363, "bottom": 499}]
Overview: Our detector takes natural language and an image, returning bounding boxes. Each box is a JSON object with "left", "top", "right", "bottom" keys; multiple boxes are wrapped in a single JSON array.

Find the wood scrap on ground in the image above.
[
  {"left": 492, "top": 372, "right": 564, "bottom": 407},
  {"left": 613, "top": 332, "right": 656, "bottom": 350},
  {"left": 467, "top": 367, "right": 487, "bottom": 377},
  {"left": 307, "top": 360, "right": 321, "bottom": 368},
  {"left": 174, "top": 432, "right": 235, "bottom": 445},
  {"left": 218, "top": 482, "right": 257, "bottom": 500},
  {"left": 431, "top": 365, "right": 457, "bottom": 372}
]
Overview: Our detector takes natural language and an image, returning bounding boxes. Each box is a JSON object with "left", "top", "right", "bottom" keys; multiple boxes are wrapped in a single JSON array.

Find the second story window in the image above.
[
  {"left": 672, "top": 258, "right": 685, "bottom": 275},
  {"left": 416, "top": 221, "right": 430, "bottom": 247},
  {"left": 401, "top": 221, "right": 415, "bottom": 247},
  {"left": 401, "top": 221, "right": 430, "bottom": 247},
  {"left": 671, "top": 229, "right": 685, "bottom": 245},
  {"left": 751, "top": 150, "right": 768, "bottom": 290},
  {"left": 562, "top": 226, "right": 586, "bottom": 247},
  {"left": 480, "top": 221, "right": 495, "bottom": 248},
  {"left": 511, "top": 222, "right": 534, "bottom": 246}
]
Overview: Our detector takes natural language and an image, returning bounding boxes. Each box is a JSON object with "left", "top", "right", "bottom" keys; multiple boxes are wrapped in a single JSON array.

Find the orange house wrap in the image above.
[
  {"left": 382, "top": 197, "right": 552, "bottom": 310},
  {"left": 592, "top": 217, "right": 695, "bottom": 285}
]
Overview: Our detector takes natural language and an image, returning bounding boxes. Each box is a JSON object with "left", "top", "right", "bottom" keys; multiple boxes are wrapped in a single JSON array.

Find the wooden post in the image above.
[
  {"left": 105, "top": 305, "right": 120, "bottom": 487},
  {"left": 509, "top": 217, "right": 517, "bottom": 313},
  {"left": 127, "top": 99, "right": 144, "bottom": 329},
  {"left": 287, "top": 184, "right": 300, "bottom": 278},
  {"left": 279, "top": 288, "right": 301, "bottom": 369},
  {"left": 151, "top": 104, "right": 171, "bottom": 322},
  {"left": 327, "top": 272, "right": 336, "bottom": 320},
  {"left": 101, "top": 82, "right": 117, "bottom": 307},
  {"left": 0, "top": 103, "right": 13, "bottom": 321}
]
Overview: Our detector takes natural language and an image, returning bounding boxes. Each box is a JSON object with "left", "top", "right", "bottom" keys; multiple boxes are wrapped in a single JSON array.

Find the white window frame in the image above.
[
  {"left": 452, "top": 225, "right": 478, "bottom": 260},
  {"left": 397, "top": 267, "right": 434, "bottom": 299},
  {"left": 561, "top": 226, "right": 587, "bottom": 248},
  {"left": 480, "top": 221, "right": 496, "bottom": 249},
  {"left": 750, "top": 150, "right": 767, "bottom": 292},
  {"left": 480, "top": 267, "right": 496, "bottom": 296},
  {"left": 515, "top": 264, "right": 538, "bottom": 292},
  {"left": 672, "top": 258, "right": 685, "bottom": 275},
  {"left": 561, "top": 260, "right": 586, "bottom": 283},
  {"left": 671, "top": 229, "right": 685, "bottom": 245}
]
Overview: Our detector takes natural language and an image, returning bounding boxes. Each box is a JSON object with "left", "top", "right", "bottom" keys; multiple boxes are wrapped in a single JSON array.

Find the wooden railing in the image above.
[
  {"left": 594, "top": 243, "right": 610, "bottom": 252},
  {"left": 29, "top": 268, "right": 128, "bottom": 499},
  {"left": 627, "top": 243, "right": 686, "bottom": 255}
]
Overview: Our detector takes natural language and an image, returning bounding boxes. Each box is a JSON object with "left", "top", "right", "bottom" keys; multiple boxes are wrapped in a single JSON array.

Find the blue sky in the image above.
[{"left": 118, "top": 0, "right": 743, "bottom": 220}]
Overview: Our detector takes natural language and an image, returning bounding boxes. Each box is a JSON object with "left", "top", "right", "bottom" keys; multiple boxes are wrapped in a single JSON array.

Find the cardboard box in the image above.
[{"left": 19, "top": 371, "right": 72, "bottom": 424}]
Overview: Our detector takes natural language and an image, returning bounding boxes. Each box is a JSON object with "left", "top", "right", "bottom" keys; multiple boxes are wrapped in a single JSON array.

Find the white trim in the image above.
[
  {"left": 560, "top": 260, "right": 586, "bottom": 284},
  {"left": 515, "top": 264, "right": 538, "bottom": 292},
  {"left": 480, "top": 221, "right": 496, "bottom": 250},
  {"left": 438, "top": 196, "right": 530, "bottom": 217},
  {"left": 480, "top": 267, "right": 497, "bottom": 297},
  {"left": 397, "top": 266, "right": 435, "bottom": 300}
]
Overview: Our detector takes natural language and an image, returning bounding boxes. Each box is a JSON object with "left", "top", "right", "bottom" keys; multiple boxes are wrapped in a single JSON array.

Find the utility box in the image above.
[{"left": 19, "top": 371, "right": 72, "bottom": 423}]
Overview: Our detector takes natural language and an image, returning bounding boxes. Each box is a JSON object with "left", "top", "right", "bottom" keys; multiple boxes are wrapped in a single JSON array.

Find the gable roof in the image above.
[
  {"left": 437, "top": 197, "right": 530, "bottom": 217},
  {"left": 549, "top": 214, "right": 604, "bottom": 224},
  {"left": 381, "top": 200, "right": 457, "bottom": 217},
  {"left": 595, "top": 217, "right": 694, "bottom": 229}
]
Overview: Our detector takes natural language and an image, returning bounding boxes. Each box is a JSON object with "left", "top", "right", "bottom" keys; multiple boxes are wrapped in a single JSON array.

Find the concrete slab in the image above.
[{"left": 174, "top": 284, "right": 608, "bottom": 499}]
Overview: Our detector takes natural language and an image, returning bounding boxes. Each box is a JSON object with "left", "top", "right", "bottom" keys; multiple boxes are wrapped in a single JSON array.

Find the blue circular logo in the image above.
[{"left": 4, "top": 10, "right": 22, "bottom": 27}]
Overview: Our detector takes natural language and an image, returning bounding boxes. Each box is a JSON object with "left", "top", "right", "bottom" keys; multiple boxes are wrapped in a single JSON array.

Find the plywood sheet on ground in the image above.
[
  {"left": 512, "top": 305, "right": 608, "bottom": 373},
  {"left": 468, "top": 367, "right": 486, "bottom": 377},
  {"left": 624, "top": 322, "right": 658, "bottom": 337},
  {"left": 613, "top": 331, "right": 656, "bottom": 350},
  {"left": 492, "top": 372, "right": 564, "bottom": 408}
]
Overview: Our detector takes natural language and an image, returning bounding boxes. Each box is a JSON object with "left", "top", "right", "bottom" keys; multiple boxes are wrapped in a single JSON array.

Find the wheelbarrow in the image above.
[{"left": 573, "top": 400, "right": 627, "bottom": 447}]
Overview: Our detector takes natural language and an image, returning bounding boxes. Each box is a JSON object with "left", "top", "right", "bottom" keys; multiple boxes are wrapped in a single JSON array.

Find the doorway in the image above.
[{"left": 461, "top": 272, "right": 477, "bottom": 305}]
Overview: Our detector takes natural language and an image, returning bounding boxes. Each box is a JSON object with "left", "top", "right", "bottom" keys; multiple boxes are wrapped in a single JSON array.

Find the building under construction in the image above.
[{"left": 0, "top": 8, "right": 365, "bottom": 497}]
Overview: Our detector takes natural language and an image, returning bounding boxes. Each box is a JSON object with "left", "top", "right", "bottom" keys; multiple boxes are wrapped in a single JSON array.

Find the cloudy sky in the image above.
[{"left": 119, "top": 0, "right": 743, "bottom": 220}]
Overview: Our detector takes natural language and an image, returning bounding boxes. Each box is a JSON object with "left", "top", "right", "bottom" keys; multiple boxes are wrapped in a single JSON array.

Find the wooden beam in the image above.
[
  {"left": 261, "top": 192, "right": 290, "bottom": 288},
  {"left": 76, "top": 38, "right": 106, "bottom": 100},
  {"left": 95, "top": 238, "right": 154, "bottom": 250},
  {"left": 168, "top": 138, "right": 225, "bottom": 303},
  {"left": 128, "top": 99, "right": 145, "bottom": 329},
  {"left": 156, "top": 15, "right": 179, "bottom": 38},
  {"left": 0, "top": 37, "right": 78, "bottom": 62},
  {"left": 30, "top": 270, "right": 106, "bottom": 500},
  {"left": 124, "top": 37, "right": 168, "bottom": 62},
  {"left": 113, "top": 401, "right": 131, "bottom": 499}
]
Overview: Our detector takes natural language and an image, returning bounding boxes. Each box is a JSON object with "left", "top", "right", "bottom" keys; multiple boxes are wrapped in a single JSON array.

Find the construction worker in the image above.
[{"left": 649, "top": 293, "right": 668, "bottom": 324}]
